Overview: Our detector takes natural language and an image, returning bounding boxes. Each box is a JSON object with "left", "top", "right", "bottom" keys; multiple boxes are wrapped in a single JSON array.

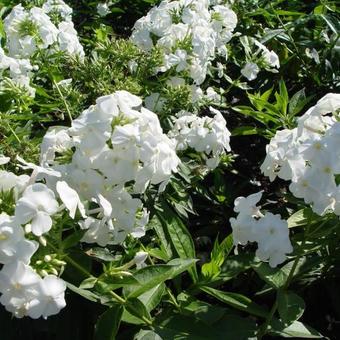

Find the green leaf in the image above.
[
  {"left": 94, "top": 305, "right": 123, "bottom": 340},
  {"left": 125, "top": 298, "right": 151, "bottom": 323},
  {"left": 148, "top": 216, "right": 173, "bottom": 261},
  {"left": 278, "top": 80, "right": 289, "bottom": 115},
  {"left": 66, "top": 282, "right": 99, "bottom": 302},
  {"left": 200, "top": 286, "right": 268, "bottom": 318},
  {"left": 139, "top": 283, "right": 165, "bottom": 312},
  {"left": 202, "top": 262, "right": 221, "bottom": 279},
  {"left": 156, "top": 201, "right": 198, "bottom": 281},
  {"left": 154, "top": 314, "right": 256, "bottom": 340},
  {"left": 288, "top": 89, "right": 306, "bottom": 116},
  {"left": 270, "top": 320, "right": 323, "bottom": 338},
  {"left": 61, "top": 230, "right": 86, "bottom": 250},
  {"left": 287, "top": 208, "right": 316, "bottom": 228},
  {"left": 96, "top": 276, "right": 140, "bottom": 293},
  {"left": 124, "top": 258, "right": 197, "bottom": 298},
  {"left": 220, "top": 253, "right": 254, "bottom": 281},
  {"left": 178, "top": 293, "right": 226, "bottom": 325},
  {"left": 231, "top": 126, "right": 262, "bottom": 136},
  {"left": 278, "top": 291, "right": 305, "bottom": 325},
  {"left": 85, "top": 247, "right": 117, "bottom": 261},
  {"left": 252, "top": 262, "right": 288, "bottom": 289},
  {"left": 79, "top": 277, "right": 97, "bottom": 289},
  {"left": 134, "top": 330, "right": 163, "bottom": 340}
]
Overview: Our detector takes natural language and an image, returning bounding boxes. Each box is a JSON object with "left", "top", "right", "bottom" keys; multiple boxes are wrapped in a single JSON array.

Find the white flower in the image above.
[
  {"left": 0, "top": 171, "right": 29, "bottom": 193},
  {"left": 233, "top": 191, "right": 263, "bottom": 217},
  {"left": 0, "top": 214, "right": 38, "bottom": 265},
  {"left": 230, "top": 214, "right": 258, "bottom": 246},
  {"left": 80, "top": 217, "right": 114, "bottom": 247},
  {"left": 0, "top": 261, "right": 41, "bottom": 318},
  {"left": 134, "top": 251, "right": 148, "bottom": 269},
  {"left": 169, "top": 107, "right": 230, "bottom": 167},
  {"left": 241, "top": 62, "right": 260, "bottom": 81},
  {"left": 57, "top": 21, "right": 85, "bottom": 59},
  {"left": 15, "top": 184, "right": 59, "bottom": 236},
  {"left": 255, "top": 213, "right": 293, "bottom": 268},
  {"left": 262, "top": 93, "right": 340, "bottom": 216},
  {"left": 0, "top": 155, "right": 10, "bottom": 165},
  {"left": 27, "top": 275, "right": 66, "bottom": 319},
  {"left": 4, "top": 5, "right": 59, "bottom": 58},
  {"left": 42, "top": 0, "right": 73, "bottom": 22},
  {"left": 130, "top": 0, "right": 237, "bottom": 84},
  {"left": 56, "top": 181, "right": 86, "bottom": 219},
  {"left": 40, "top": 126, "right": 72, "bottom": 166}
]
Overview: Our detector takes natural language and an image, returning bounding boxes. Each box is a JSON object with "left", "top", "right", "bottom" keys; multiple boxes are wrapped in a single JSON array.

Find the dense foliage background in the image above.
[{"left": 0, "top": 0, "right": 339, "bottom": 339}]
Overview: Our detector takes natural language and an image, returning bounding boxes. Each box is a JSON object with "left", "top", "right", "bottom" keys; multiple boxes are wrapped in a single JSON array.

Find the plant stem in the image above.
[
  {"left": 53, "top": 79, "right": 73, "bottom": 122},
  {"left": 257, "top": 298, "right": 278, "bottom": 339}
]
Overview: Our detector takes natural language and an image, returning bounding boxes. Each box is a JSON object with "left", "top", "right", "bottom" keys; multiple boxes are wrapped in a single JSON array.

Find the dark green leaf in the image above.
[
  {"left": 94, "top": 305, "right": 123, "bottom": 340},
  {"left": 252, "top": 262, "right": 288, "bottom": 289},
  {"left": 201, "top": 286, "right": 268, "bottom": 318}
]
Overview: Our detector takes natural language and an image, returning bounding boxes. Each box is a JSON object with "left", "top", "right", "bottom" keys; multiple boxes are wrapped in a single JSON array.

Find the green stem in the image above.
[
  {"left": 53, "top": 79, "right": 73, "bottom": 122},
  {"left": 6, "top": 121, "right": 21, "bottom": 143},
  {"left": 257, "top": 298, "right": 278, "bottom": 339}
]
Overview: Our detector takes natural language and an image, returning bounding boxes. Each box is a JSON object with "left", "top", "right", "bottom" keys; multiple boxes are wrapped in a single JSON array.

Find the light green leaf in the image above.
[
  {"left": 139, "top": 283, "right": 165, "bottom": 312},
  {"left": 134, "top": 330, "right": 163, "bottom": 340},
  {"left": 66, "top": 282, "right": 99, "bottom": 303},
  {"left": 278, "top": 291, "right": 305, "bottom": 325},
  {"left": 270, "top": 320, "right": 323, "bottom": 338}
]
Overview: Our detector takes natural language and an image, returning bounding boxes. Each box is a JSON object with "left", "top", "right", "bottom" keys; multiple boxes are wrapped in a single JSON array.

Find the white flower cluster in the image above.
[
  {"left": 0, "top": 1, "right": 84, "bottom": 97},
  {"left": 39, "top": 90, "right": 180, "bottom": 245},
  {"left": 0, "top": 47, "right": 35, "bottom": 96},
  {"left": 240, "top": 37, "right": 280, "bottom": 81},
  {"left": 168, "top": 107, "right": 231, "bottom": 168},
  {"left": 131, "top": 0, "right": 237, "bottom": 85},
  {"left": 4, "top": 2, "right": 84, "bottom": 59},
  {"left": 0, "top": 90, "right": 180, "bottom": 319},
  {"left": 261, "top": 93, "right": 340, "bottom": 216},
  {"left": 230, "top": 191, "right": 293, "bottom": 267},
  {"left": 0, "top": 158, "right": 66, "bottom": 318}
]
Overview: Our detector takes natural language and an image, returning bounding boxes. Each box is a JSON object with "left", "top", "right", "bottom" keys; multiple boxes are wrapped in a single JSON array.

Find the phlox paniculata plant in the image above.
[{"left": 0, "top": 90, "right": 181, "bottom": 319}]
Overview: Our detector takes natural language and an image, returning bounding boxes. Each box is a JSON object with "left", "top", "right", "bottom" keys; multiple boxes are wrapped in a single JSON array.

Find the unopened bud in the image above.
[
  {"left": 25, "top": 224, "right": 32, "bottom": 234},
  {"left": 39, "top": 236, "right": 47, "bottom": 246}
]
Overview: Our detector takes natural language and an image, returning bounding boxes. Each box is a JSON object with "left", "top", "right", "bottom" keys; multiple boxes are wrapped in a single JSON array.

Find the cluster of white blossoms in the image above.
[
  {"left": 131, "top": 0, "right": 237, "bottom": 85},
  {"left": 0, "top": 47, "right": 35, "bottom": 96},
  {"left": 39, "top": 90, "right": 180, "bottom": 245},
  {"left": 261, "top": 93, "right": 340, "bottom": 216},
  {"left": 230, "top": 191, "right": 293, "bottom": 267},
  {"left": 240, "top": 36, "right": 280, "bottom": 81},
  {"left": 0, "top": 158, "right": 66, "bottom": 319},
  {"left": 0, "top": 90, "right": 180, "bottom": 319},
  {"left": 0, "top": 0, "right": 84, "bottom": 97},
  {"left": 168, "top": 107, "right": 231, "bottom": 168}
]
